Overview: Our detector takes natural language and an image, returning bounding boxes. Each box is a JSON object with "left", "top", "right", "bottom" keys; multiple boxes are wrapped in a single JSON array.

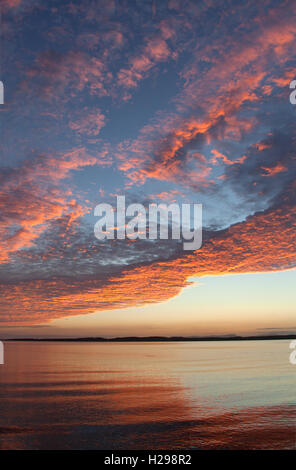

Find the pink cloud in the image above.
[
  {"left": 69, "top": 110, "right": 106, "bottom": 136},
  {"left": 26, "top": 50, "right": 112, "bottom": 99},
  {"left": 113, "top": 2, "right": 296, "bottom": 188},
  {"left": 0, "top": 148, "right": 106, "bottom": 262},
  {"left": 117, "top": 29, "right": 176, "bottom": 90}
]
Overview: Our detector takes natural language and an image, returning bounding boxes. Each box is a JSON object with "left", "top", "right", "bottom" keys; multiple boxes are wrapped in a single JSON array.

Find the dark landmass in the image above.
[{"left": 3, "top": 334, "right": 296, "bottom": 342}]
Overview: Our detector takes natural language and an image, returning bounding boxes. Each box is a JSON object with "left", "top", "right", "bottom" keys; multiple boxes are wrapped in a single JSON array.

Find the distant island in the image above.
[{"left": 3, "top": 334, "right": 296, "bottom": 342}]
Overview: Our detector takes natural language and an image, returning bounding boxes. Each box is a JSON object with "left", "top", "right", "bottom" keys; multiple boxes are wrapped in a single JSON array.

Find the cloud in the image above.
[
  {"left": 117, "top": 32, "right": 175, "bottom": 90},
  {"left": 112, "top": 0, "right": 296, "bottom": 188},
  {"left": 25, "top": 50, "right": 111, "bottom": 100},
  {"left": 210, "top": 149, "right": 247, "bottom": 166},
  {"left": 0, "top": 148, "right": 104, "bottom": 262},
  {"left": 1, "top": 0, "right": 296, "bottom": 326},
  {"left": 0, "top": 182, "right": 295, "bottom": 324},
  {"left": 69, "top": 110, "right": 106, "bottom": 136},
  {"left": 261, "top": 163, "right": 287, "bottom": 177}
]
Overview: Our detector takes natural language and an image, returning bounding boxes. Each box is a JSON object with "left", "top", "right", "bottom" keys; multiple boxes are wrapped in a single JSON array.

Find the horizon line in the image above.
[{"left": 2, "top": 333, "right": 296, "bottom": 342}]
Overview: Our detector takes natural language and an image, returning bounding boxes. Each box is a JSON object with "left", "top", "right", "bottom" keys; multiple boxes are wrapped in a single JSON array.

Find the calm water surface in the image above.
[{"left": 0, "top": 340, "right": 295, "bottom": 450}]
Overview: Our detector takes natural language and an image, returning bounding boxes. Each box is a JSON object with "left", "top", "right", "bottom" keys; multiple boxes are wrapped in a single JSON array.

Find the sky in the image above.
[{"left": 0, "top": 0, "right": 295, "bottom": 338}]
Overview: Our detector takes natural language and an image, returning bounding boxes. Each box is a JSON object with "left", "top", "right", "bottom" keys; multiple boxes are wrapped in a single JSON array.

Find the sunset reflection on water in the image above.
[{"left": 0, "top": 340, "right": 295, "bottom": 450}]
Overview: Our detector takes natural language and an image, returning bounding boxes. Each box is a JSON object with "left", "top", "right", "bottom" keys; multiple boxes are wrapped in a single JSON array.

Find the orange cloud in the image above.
[
  {"left": 256, "top": 142, "right": 272, "bottom": 152},
  {"left": 211, "top": 149, "right": 246, "bottom": 166},
  {"left": 261, "top": 163, "right": 287, "bottom": 177},
  {"left": 115, "top": 6, "right": 296, "bottom": 187},
  {"left": 0, "top": 149, "right": 103, "bottom": 262},
  {"left": 117, "top": 1, "right": 296, "bottom": 187},
  {"left": 1, "top": 188, "right": 295, "bottom": 325}
]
